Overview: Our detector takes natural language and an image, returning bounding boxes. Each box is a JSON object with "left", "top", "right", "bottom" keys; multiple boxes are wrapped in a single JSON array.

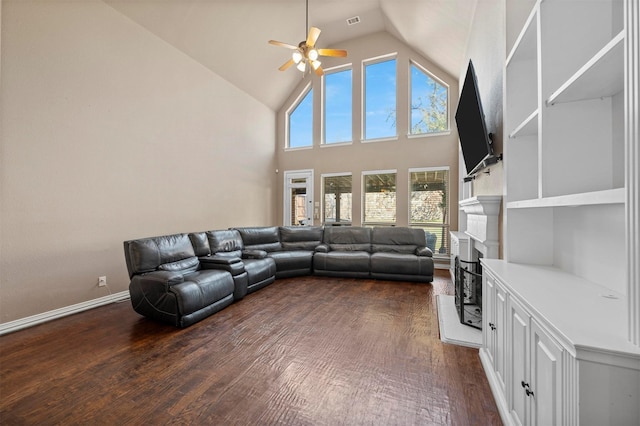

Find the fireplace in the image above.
[
  {"left": 454, "top": 255, "right": 483, "bottom": 329},
  {"left": 454, "top": 195, "right": 501, "bottom": 329}
]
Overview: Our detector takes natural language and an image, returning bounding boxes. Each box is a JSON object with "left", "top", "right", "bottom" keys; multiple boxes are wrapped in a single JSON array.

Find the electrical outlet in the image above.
[{"left": 98, "top": 276, "right": 107, "bottom": 287}]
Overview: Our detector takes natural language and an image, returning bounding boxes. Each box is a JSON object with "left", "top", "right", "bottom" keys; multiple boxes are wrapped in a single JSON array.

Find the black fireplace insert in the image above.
[{"left": 454, "top": 256, "right": 482, "bottom": 330}]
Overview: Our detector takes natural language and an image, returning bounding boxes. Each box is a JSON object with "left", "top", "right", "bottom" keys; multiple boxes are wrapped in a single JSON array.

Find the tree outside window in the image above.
[
  {"left": 409, "top": 168, "right": 449, "bottom": 255},
  {"left": 410, "top": 62, "right": 448, "bottom": 135}
]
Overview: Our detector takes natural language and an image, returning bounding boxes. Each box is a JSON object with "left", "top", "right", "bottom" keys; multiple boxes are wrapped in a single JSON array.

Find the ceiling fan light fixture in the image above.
[
  {"left": 311, "top": 60, "right": 321, "bottom": 70},
  {"left": 308, "top": 48, "right": 319, "bottom": 61},
  {"left": 296, "top": 61, "right": 307, "bottom": 72},
  {"left": 292, "top": 50, "right": 303, "bottom": 64}
]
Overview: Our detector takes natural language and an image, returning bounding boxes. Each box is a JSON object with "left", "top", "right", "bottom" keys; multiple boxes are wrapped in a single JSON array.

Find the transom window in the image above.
[
  {"left": 287, "top": 85, "right": 313, "bottom": 149},
  {"left": 410, "top": 62, "right": 449, "bottom": 135},
  {"left": 322, "top": 174, "right": 352, "bottom": 224},
  {"left": 324, "top": 68, "right": 352, "bottom": 144},
  {"left": 363, "top": 171, "right": 396, "bottom": 225},
  {"left": 363, "top": 57, "right": 397, "bottom": 141},
  {"left": 409, "top": 168, "right": 449, "bottom": 255}
]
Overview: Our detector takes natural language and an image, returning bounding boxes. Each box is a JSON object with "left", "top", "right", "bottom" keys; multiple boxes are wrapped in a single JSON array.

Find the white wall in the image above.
[
  {"left": 459, "top": 0, "right": 505, "bottom": 255},
  {"left": 0, "top": 0, "right": 276, "bottom": 323}
]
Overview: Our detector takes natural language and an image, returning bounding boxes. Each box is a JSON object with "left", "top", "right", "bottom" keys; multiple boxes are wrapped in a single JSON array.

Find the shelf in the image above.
[
  {"left": 508, "top": 109, "right": 538, "bottom": 138},
  {"left": 507, "top": 187, "right": 624, "bottom": 209},
  {"left": 506, "top": 4, "right": 538, "bottom": 66},
  {"left": 547, "top": 31, "right": 624, "bottom": 105}
]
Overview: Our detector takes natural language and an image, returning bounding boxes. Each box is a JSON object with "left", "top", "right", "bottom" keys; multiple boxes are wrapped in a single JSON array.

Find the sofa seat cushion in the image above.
[
  {"left": 269, "top": 250, "right": 314, "bottom": 272},
  {"left": 243, "top": 257, "right": 276, "bottom": 285},
  {"left": 171, "top": 270, "right": 234, "bottom": 315},
  {"left": 313, "top": 251, "right": 370, "bottom": 273},
  {"left": 370, "top": 252, "right": 432, "bottom": 276}
]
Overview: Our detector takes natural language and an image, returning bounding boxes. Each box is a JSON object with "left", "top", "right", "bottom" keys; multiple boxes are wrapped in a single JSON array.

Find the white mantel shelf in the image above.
[
  {"left": 459, "top": 196, "right": 502, "bottom": 250},
  {"left": 459, "top": 195, "right": 502, "bottom": 215}
]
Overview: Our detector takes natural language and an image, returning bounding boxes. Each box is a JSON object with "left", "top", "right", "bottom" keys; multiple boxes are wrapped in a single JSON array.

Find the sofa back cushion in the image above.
[
  {"left": 235, "top": 226, "right": 282, "bottom": 252},
  {"left": 371, "top": 227, "right": 426, "bottom": 254},
  {"left": 207, "top": 229, "right": 244, "bottom": 258},
  {"left": 188, "top": 232, "right": 211, "bottom": 256},
  {"left": 124, "top": 233, "right": 197, "bottom": 277},
  {"left": 323, "top": 226, "right": 371, "bottom": 252},
  {"left": 279, "top": 226, "right": 323, "bottom": 250}
]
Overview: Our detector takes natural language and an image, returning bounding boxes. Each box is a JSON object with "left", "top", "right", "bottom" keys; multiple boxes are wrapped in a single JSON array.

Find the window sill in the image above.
[
  {"left": 321, "top": 141, "right": 353, "bottom": 148},
  {"left": 284, "top": 146, "right": 313, "bottom": 152},
  {"left": 407, "top": 131, "right": 451, "bottom": 139}
]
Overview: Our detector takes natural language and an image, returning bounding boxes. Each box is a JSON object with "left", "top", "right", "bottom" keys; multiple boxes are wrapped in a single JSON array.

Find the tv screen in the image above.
[{"left": 455, "top": 60, "right": 493, "bottom": 175}]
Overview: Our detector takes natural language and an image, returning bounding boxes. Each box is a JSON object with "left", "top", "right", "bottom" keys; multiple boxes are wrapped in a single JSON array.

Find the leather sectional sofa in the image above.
[{"left": 124, "top": 226, "right": 434, "bottom": 327}]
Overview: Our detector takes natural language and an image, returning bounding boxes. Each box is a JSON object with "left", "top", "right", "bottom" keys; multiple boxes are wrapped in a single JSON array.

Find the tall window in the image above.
[
  {"left": 324, "top": 68, "right": 352, "bottom": 144},
  {"left": 410, "top": 62, "right": 449, "bottom": 135},
  {"left": 323, "top": 174, "right": 352, "bottom": 224},
  {"left": 363, "top": 57, "right": 397, "bottom": 140},
  {"left": 288, "top": 86, "right": 313, "bottom": 148},
  {"left": 363, "top": 171, "right": 396, "bottom": 225},
  {"left": 409, "top": 168, "right": 449, "bottom": 255}
]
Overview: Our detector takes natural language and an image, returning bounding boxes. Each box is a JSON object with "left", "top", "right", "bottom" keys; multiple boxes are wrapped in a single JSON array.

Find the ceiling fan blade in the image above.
[
  {"left": 314, "top": 65, "right": 325, "bottom": 77},
  {"left": 269, "top": 40, "right": 298, "bottom": 50},
  {"left": 317, "top": 48, "right": 348, "bottom": 58},
  {"left": 306, "top": 26, "right": 321, "bottom": 47},
  {"left": 311, "top": 60, "right": 324, "bottom": 76},
  {"left": 279, "top": 58, "right": 295, "bottom": 71}
]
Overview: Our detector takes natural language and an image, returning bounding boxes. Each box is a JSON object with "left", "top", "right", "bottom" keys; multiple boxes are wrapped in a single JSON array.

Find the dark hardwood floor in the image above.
[{"left": 0, "top": 270, "right": 501, "bottom": 425}]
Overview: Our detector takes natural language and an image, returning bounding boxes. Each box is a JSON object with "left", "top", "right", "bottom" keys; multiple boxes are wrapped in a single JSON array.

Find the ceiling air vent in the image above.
[{"left": 346, "top": 16, "right": 360, "bottom": 26}]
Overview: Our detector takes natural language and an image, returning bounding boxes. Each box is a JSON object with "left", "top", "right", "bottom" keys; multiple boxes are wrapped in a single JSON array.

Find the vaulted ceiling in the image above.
[{"left": 104, "top": 0, "right": 478, "bottom": 110}]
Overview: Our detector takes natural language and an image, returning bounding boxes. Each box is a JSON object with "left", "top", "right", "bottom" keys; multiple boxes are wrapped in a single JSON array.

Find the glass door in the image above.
[{"left": 283, "top": 170, "right": 314, "bottom": 226}]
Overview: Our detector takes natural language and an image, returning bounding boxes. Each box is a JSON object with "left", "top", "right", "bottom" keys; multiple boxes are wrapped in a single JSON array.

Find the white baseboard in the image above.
[{"left": 0, "top": 291, "right": 130, "bottom": 336}]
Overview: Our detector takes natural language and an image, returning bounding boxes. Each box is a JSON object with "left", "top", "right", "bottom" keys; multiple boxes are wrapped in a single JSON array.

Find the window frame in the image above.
[
  {"left": 407, "top": 60, "right": 451, "bottom": 139},
  {"left": 361, "top": 53, "right": 399, "bottom": 143},
  {"left": 408, "top": 166, "right": 451, "bottom": 257},
  {"left": 362, "top": 169, "right": 398, "bottom": 226},
  {"left": 285, "top": 82, "right": 314, "bottom": 150},
  {"left": 322, "top": 64, "right": 353, "bottom": 146}
]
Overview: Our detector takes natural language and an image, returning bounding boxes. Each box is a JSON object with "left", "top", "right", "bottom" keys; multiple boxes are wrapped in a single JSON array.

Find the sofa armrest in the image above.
[
  {"left": 315, "top": 243, "right": 330, "bottom": 253},
  {"left": 199, "top": 254, "right": 242, "bottom": 265},
  {"left": 242, "top": 249, "right": 268, "bottom": 259},
  {"left": 415, "top": 246, "right": 433, "bottom": 257},
  {"left": 200, "top": 255, "right": 246, "bottom": 275},
  {"left": 132, "top": 270, "right": 184, "bottom": 293}
]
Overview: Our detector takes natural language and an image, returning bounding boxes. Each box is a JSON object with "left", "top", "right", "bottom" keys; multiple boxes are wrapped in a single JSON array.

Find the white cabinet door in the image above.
[
  {"left": 530, "top": 319, "right": 563, "bottom": 426},
  {"left": 510, "top": 298, "right": 530, "bottom": 426},
  {"left": 495, "top": 283, "right": 508, "bottom": 395},
  {"left": 483, "top": 272, "right": 497, "bottom": 365}
]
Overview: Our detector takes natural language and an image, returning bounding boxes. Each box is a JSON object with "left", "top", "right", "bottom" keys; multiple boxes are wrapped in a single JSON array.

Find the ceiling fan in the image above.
[{"left": 268, "top": 0, "right": 347, "bottom": 76}]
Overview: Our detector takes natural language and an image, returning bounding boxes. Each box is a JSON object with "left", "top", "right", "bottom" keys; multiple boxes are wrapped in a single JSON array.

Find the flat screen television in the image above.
[{"left": 455, "top": 60, "right": 494, "bottom": 176}]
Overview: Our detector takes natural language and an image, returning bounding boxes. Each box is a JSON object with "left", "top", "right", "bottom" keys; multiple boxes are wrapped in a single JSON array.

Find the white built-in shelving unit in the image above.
[{"left": 480, "top": 0, "right": 640, "bottom": 424}]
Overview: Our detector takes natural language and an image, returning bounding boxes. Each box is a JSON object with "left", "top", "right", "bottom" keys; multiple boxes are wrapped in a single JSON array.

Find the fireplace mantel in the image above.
[{"left": 459, "top": 195, "right": 502, "bottom": 259}]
